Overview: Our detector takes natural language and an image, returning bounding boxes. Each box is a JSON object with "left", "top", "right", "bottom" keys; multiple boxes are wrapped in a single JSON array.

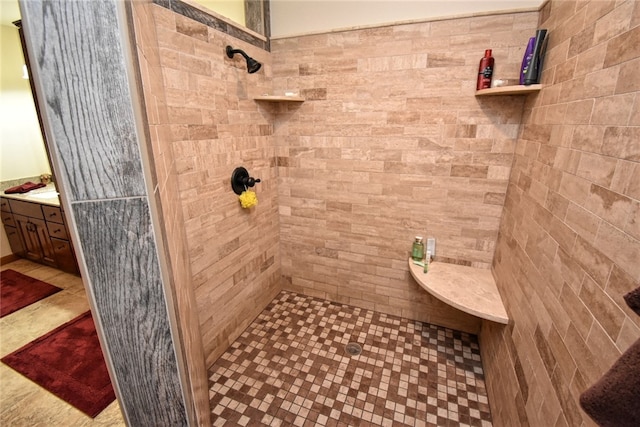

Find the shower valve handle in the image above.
[
  {"left": 242, "top": 177, "right": 261, "bottom": 188},
  {"left": 231, "top": 167, "right": 261, "bottom": 194}
]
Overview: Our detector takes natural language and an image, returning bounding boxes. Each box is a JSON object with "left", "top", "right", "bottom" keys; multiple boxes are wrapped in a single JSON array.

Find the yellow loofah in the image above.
[{"left": 239, "top": 190, "right": 258, "bottom": 209}]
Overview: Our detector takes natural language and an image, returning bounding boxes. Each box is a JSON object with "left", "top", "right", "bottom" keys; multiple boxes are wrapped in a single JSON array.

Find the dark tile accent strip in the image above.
[
  {"left": 73, "top": 198, "right": 187, "bottom": 426},
  {"left": 245, "top": 0, "right": 264, "bottom": 36}
]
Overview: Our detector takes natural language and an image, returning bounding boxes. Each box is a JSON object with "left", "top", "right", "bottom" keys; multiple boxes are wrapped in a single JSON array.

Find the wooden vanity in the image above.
[
  {"left": 1, "top": 187, "right": 79, "bottom": 274},
  {"left": 1, "top": 22, "right": 79, "bottom": 275}
]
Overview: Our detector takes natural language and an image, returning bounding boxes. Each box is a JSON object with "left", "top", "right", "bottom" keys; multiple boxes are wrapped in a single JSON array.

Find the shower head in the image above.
[{"left": 226, "top": 45, "right": 262, "bottom": 74}]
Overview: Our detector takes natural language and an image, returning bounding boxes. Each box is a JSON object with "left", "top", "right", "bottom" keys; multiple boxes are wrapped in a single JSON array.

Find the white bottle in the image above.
[{"left": 424, "top": 251, "right": 431, "bottom": 273}]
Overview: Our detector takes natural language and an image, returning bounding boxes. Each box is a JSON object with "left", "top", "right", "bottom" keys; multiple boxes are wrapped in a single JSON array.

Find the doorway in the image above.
[{"left": 0, "top": 10, "right": 121, "bottom": 424}]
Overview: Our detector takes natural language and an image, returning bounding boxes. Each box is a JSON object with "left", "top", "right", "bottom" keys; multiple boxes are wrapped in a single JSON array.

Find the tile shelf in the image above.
[
  {"left": 475, "top": 84, "right": 542, "bottom": 96},
  {"left": 253, "top": 95, "right": 305, "bottom": 102},
  {"left": 408, "top": 258, "right": 509, "bottom": 324}
]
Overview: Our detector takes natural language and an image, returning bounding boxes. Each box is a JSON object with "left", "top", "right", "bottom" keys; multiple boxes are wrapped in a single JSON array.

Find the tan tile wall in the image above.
[
  {"left": 270, "top": 12, "right": 539, "bottom": 333},
  {"left": 134, "top": 2, "right": 639, "bottom": 424},
  {"left": 482, "top": 0, "right": 640, "bottom": 425},
  {"left": 135, "top": 4, "right": 282, "bottom": 371},
  {"left": 129, "top": 2, "right": 212, "bottom": 424}
]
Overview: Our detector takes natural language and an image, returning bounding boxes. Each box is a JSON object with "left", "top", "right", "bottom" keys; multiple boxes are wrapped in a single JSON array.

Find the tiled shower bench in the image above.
[{"left": 408, "top": 259, "right": 509, "bottom": 324}]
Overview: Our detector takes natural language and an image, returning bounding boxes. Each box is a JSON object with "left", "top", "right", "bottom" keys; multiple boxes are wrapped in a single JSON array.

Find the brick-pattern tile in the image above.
[
  {"left": 143, "top": 3, "right": 282, "bottom": 369},
  {"left": 209, "top": 291, "right": 492, "bottom": 426},
  {"left": 136, "top": 1, "right": 640, "bottom": 426},
  {"left": 481, "top": 0, "right": 640, "bottom": 426},
  {"left": 270, "top": 11, "right": 539, "bottom": 332},
  {"left": 131, "top": 1, "right": 213, "bottom": 423}
]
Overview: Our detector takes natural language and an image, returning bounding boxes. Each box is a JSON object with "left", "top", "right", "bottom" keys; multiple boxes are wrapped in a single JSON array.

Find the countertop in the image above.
[{"left": 1, "top": 183, "right": 60, "bottom": 207}]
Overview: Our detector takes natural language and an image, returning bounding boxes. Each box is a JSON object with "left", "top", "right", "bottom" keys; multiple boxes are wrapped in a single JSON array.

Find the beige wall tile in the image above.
[
  {"left": 272, "top": 11, "right": 540, "bottom": 333},
  {"left": 558, "top": 172, "right": 592, "bottom": 205},
  {"left": 625, "top": 200, "right": 640, "bottom": 241},
  {"left": 603, "top": 25, "right": 640, "bottom": 67},
  {"left": 564, "top": 99, "right": 594, "bottom": 124},
  {"left": 574, "top": 43, "right": 606, "bottom": 76},
  {"left": 584, "top": 184, "right": 633, "bottom": 230},
  {"left": 605, "top": 264, "right": 640, "bottom": 329},
  {"left": 615, "top": 57, "right": 640, "bottom": 94},
  {"left": 593, "top": 0, "right": 634, "bottom": 44},
  {"left": 175, "top": 14, "right": 209, "bottom": 41},
  {"left": 570, "top": 125, "right": 605, "bottom": 153},
  {"left": 483, "top": 1, "right": 640, "bottom": 426},
  {"left": 565, "top": 202, "right": 601, "bottom": 242},
  {"left": 583, "top": 66, "right": 620, "bottom": 98},
  {"left": 633, "top": 0, "right": 640, "bottom": 27},
  {"left": 591, "top": 93, "right": 635, "bottom": 125},
  {"left": 626, "top": 164, "right": 640, "bottom": 200},
  {"left": 576, "top": 152, "right": 617, "bottom": 187},
  {"left": 130, "top": 3, "right": 215, "bottom": 424},
  {"left": 584, "top": 0, "right": 616, "bottom": 24},
  {"left": 601, "top": 126, "right": 640, "bottom": 161},
  {"left": 616, "top": 317, "right": 640, "bottom": 352},
  {"left": 144, "top": 5, "right": 279, "bottom": 371},
  {"left": 568, "top": 25, "right": 595, "bottom": 58},
  {"left": 595, "top": 221, "right": 640, "bottom": 280},
  {"left": 136, "top": 4, "right": 639, "bottom": 426},
  {"left": 586, "top": 319, "right": 621, "bottom": 378}
]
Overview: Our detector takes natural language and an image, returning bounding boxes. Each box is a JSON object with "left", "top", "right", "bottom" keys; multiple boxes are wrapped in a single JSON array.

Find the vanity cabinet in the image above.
[
  {"left": 42, "top": 205, "right": 78, "bottom": 274},
  {"left": 1, "top": 199, "right": 25, "bottom": 256},
  {"left": 1, "top": 197, "right": 79, "bottom": 274},
  {"left": 14, "top": 214, "right": 56, "bottom": 266}
]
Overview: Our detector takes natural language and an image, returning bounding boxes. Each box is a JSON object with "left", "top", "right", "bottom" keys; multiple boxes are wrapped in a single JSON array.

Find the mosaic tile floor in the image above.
[{"left": 208, "top": 291, "right": 492, "bottom": 427}]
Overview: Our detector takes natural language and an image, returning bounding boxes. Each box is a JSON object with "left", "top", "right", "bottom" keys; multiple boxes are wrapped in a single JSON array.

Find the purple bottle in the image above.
[{"left": 520, "top": 37, "right": 536, "bottom": 85}]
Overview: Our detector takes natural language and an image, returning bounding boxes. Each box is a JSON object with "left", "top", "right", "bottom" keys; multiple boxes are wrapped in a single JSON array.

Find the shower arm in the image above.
[
  {"left": 226, "top": 46, "right": 250, "bottom": 61},
  {"left": 226, "top": 45, "right": 262, "bottom": 74}
]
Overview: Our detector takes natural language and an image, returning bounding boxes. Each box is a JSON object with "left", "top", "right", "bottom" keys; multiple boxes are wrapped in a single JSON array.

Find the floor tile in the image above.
[
  {"left": 209, "top": 291, "right": 493, "bottom": 426},
  {"left": 1, "top": 260, "right": 124, "bottom": 426}
]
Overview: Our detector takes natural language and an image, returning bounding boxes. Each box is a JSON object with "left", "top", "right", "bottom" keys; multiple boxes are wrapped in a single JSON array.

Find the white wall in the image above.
[
  {"left": 193, "top": 0, "right": 246, "bottom": 27},
  {"left": 1, "top": 23, "right": 51, "bottom": 259},
  {"left": 1, "top": 92, "right": 50, "bottom": 180},
  {"left": 1, "top": 24, "right": 50, "bottom": 182},
  {"left": 270, "top": 0, "right": 543, "bottom": 37}
]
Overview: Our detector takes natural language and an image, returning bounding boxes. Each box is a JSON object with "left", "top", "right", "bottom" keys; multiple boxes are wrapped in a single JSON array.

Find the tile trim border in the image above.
[{"left": 270, "top": 6, "right": 540, "bottom": 40}]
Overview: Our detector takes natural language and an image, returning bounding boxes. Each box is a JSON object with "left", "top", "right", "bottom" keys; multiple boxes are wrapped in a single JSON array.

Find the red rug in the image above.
[
  {"left": 1, "top": 311, "right": 116, "bottom": 417},
  {"left": 1, "top": 269, "right": 62, "bottom": 318}
]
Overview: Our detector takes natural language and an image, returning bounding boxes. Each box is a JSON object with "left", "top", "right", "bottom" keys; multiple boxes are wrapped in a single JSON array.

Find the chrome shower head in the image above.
[{"left": 226, "top": 45, "right": 262, "bottom": 74}]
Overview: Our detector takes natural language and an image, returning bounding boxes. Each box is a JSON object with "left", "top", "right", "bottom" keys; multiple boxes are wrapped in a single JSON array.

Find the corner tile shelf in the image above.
[
  {"left": 408, "top": 259, "right": 509, "bottom": 324},
  {"left": 253, "top": 95, "right": 305, "bottom": 102},
  {"left": 475, "top": 84, "right": 542, "bottom": 96}
]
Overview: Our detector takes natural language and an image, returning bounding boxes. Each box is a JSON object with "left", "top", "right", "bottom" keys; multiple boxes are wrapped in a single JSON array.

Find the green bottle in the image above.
[{"left": 411, "top": 236, "right": 425, "bottom": 261}]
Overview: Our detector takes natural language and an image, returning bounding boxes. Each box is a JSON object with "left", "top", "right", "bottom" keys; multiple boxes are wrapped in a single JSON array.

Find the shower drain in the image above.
[{"left": 345, "top": 342, "right": 362, "bottom": 356}]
